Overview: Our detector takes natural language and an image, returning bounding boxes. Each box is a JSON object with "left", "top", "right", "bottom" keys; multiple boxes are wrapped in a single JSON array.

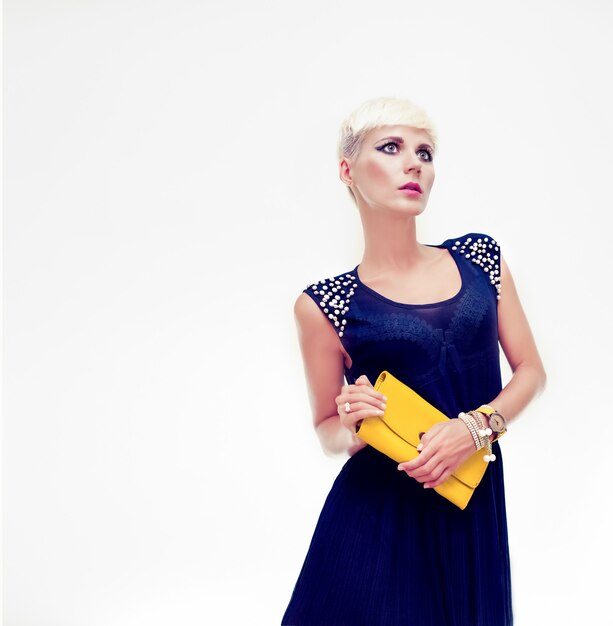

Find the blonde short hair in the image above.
[{"left": 337, "top": 96, "right": 439, "bottom": 204}]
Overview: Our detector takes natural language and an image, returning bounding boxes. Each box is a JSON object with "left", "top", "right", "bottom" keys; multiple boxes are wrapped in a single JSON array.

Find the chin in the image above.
[{"left": 395, "top": 199, "right": 426, "bottom": 215}]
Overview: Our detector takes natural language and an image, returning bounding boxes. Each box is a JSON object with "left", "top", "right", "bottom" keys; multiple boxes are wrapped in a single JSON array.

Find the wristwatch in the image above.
[{"left": 475, "top": 404, "right": 508, "bottom": 440}]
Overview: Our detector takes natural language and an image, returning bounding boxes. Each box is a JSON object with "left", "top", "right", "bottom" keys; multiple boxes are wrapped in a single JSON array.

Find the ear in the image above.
[{"left": 339, "top": 158, "right": 353, "bottom": 186}]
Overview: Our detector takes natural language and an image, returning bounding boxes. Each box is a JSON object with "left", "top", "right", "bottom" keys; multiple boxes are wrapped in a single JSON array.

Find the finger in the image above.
[
  {"left": 341, "top": 402, "right": 384, "bottom": 431},
  {"left": 416, "top": 458, "right": 448, "bottom": 483},
  {"left": 419, "top": 424, "right": 446, "bottom": 452},
  {"left": 415, "top": 430, "right": 428, "bottom": 453},
  {"left": 398, "top": 449, "right": 428, "bottom": 472},
  {"left": 354, "top": 375, "right": 386, "bottom": 399},
  {"left": 399, "top": 429, "right": 442, "bottom": 471},
  {"left": 340, "top": 398, "right": 386, "bottom": 414},
  {"left": 338, "top": 391, "right": 386, "bottom": 418},
  {"left": 398, "top": 446, "right": 435, "bottom": 473},
  {"left": 424, "top": 466, "right": 454, "bottom": 489},
  {"left": 405, "top": 454, "right": 445, "bottom": 481},
  {"left": 343, "top": 392, "right": 387, "bottom": 411},
  {"left": 347, "top": 399, "right": 385, "bottom": 415}
]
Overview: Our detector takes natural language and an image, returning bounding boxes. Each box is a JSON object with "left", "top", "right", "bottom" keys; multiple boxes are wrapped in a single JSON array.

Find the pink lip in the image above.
[
  {"left": 399, "top": 189, "right": 422, "bottom": 197},
  {"left": 399, "top": 182, "right": 422, "bottom": 192}
]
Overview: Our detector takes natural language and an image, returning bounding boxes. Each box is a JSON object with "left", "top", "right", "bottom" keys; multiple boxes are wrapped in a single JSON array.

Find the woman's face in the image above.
[{"left": 343, "top": 125, "right": 435, "bottom": 214}]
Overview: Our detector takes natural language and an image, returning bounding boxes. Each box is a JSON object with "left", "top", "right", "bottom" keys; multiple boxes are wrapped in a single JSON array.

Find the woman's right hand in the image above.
[{"left": 335, "top": 374, "right": 388, "bottom": 435}]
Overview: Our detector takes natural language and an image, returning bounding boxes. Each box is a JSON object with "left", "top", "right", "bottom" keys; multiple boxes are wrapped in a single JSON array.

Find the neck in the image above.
[{"left": 357, "top": 210, "right": 432, "bottom": 273}]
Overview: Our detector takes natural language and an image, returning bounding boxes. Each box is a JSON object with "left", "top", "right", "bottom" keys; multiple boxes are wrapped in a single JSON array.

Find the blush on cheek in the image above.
[{"left": 365, "top": 160, "right": 390, "bottom": 184}]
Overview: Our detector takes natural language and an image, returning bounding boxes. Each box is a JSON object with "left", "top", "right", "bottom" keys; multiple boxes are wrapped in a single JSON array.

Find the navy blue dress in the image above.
[{"left": 282, "top": 233, "right": 513, "bottom": 626}]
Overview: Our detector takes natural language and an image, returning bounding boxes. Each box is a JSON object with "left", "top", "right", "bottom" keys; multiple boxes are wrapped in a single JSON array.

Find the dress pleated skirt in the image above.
[{"left": 281, "top": 443, "right": 513, "bottom": 626}]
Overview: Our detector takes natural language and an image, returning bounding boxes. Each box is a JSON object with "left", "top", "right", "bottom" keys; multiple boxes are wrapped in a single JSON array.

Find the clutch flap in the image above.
[
  {"left": 373, "top": 371, "right": 489, "bottom": 489},
  {"left": 373, "top": 371, "right": 448, "bottom": 448}
]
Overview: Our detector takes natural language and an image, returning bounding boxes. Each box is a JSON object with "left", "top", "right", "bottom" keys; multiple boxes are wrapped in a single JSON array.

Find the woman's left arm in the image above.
[
  {"left": 486, "top": 253, "right": 548, "bottom": 423},
  {"left": 398, "top": 254, "right": 547, "bottom": 488}
]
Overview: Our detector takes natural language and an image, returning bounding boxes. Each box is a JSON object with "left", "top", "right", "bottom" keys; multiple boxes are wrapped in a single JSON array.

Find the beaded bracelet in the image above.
[
  {"left": 470, "top": 410, "right": 497, "bottom": 462},
  {"left": 458, "top": 410, "right": 497, "bottom": 463},
  {"left": 458, "top": 412, "right": 480, "bottom": 450}
]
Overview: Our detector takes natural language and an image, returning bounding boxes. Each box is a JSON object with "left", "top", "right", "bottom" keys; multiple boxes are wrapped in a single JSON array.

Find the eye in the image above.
[
  {"left": 417, "top": 148, "right": 434, "bottom": 162},
  {"left": 377, "top": 141, "right": 400, "bottom": 154},
  {"left": 376, "top": 142, "right": 434, "bottom": 162}
]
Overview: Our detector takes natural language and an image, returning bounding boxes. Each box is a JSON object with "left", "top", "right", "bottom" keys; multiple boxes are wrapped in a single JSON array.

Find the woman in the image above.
[{"left": 281, "top": 96, "right": 547, "bottom": 626}]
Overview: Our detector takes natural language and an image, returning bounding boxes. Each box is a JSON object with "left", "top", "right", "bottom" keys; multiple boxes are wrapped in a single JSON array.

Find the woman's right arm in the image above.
[{"left": 294, "top": 292, "right": 385, "bottom": 458}]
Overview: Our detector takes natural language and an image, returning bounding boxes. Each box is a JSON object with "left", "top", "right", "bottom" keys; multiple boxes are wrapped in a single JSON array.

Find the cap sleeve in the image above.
[
  {"left": 449, "top": 233, "right": 501, "bottom": 300},
  {"left": 302, "top": 272, "right": 357, "bottom": 339}
]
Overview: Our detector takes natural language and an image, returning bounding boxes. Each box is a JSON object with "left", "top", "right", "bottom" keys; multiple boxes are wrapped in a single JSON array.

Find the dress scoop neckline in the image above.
[{"left": 352, "top": 243, "right": 466, "bottom": 309}]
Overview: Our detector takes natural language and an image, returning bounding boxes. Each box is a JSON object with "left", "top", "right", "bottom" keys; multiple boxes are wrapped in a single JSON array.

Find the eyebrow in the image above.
[{"left": 374, "top": 135, "right": 434, "bottom": 152}]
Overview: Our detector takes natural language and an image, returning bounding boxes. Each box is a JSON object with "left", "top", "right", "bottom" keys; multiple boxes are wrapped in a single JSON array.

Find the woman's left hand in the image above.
[{"left": 397, "top": 419, "right": 476, "bottom": 489}]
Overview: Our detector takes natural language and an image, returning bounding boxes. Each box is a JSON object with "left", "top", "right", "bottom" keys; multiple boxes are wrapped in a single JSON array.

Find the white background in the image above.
[{"left": 3, "top": 1, "right": 613, "bottom": 624}]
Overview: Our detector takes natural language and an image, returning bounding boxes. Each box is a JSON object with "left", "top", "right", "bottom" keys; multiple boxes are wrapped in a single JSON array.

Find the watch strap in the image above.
[{"left": 475, "top": 404, "right": 507, "bottom": 440}]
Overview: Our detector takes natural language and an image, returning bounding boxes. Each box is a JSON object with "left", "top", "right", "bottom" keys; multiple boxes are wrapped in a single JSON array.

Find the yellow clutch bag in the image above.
[{"left": 354, "top": 370, "right": 505, "bottom": 510}]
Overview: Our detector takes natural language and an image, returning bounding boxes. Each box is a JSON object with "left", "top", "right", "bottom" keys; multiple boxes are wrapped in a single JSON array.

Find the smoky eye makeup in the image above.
[
  {"left": 376, "top": 141, "right": 400, "bottom": 154},
  {"left": 376, "top": 141, "right": 434, "bottom": 161},
  {"left": 418, "top": 144, "right": 434, "bottom": 161}
]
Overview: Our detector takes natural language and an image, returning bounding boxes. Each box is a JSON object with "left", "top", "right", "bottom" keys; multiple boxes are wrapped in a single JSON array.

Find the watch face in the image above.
[{"left": 490, "top": 412, "right": 506, "bottom": 432}]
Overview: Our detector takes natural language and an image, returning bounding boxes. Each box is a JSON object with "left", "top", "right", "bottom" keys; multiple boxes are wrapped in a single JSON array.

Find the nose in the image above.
[{"left": 403, "top": 152, "right": 422, "bottom": 173}]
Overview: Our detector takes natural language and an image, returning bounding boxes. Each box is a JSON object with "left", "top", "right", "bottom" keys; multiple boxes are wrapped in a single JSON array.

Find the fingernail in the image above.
[
  {"left": 417, "top": 443, "right": 423, "bottom": 451},
  {"left": 397, "top": 465, "right": 404, "bottom": 471},
  {"left": 424, "top": 484, "right": 430, "bottom": 488}
]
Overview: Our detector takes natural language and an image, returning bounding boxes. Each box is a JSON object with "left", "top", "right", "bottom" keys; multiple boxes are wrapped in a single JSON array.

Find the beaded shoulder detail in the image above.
[
  {"left": 449, "top": 234, "right": 502, "bottom": 300},
  {"left": 303, "top": 270, "right": 358, "bottom": 338}
]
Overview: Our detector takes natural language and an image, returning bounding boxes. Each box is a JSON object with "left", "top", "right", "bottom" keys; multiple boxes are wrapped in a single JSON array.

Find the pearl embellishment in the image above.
[
  {"left": 450, "top": 235, "right": 502, "bottom": 299},
  {"left": 305, "top": 272, "right": 357, "bottom": 338}
]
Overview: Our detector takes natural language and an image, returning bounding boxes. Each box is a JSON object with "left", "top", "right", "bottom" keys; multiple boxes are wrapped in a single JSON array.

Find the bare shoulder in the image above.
[{"left": 294, "top": 290, "right": 322, "bottom": 319}]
